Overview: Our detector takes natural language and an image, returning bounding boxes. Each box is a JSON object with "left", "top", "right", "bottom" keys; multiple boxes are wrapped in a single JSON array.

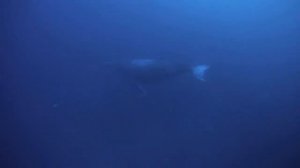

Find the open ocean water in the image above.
[{"left": 1, "top": 0, "right": 300, "bottom": 167}]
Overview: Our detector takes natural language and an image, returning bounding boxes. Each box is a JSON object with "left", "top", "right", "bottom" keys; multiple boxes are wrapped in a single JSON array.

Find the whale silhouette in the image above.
[{"left": 118, "top": 59, "right": 210, "bottom": 84}]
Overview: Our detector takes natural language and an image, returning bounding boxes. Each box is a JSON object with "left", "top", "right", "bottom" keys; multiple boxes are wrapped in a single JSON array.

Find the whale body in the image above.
[{"left": 118, "top": 59, "right": 209, "bottom": 84}]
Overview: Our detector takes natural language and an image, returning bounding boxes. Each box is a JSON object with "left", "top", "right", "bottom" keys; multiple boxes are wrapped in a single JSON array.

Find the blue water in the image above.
[{"left": 1, "top": 0, "right": 300, "bottom": 167}]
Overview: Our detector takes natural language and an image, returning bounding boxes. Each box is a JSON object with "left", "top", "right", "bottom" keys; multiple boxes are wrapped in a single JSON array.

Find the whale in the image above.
[{"left": 117, "top": 59, "right": 209, "bottom": 84}]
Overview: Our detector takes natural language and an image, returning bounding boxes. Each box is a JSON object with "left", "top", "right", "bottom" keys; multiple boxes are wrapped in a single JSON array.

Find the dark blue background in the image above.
[{"left": 1, "top": 0, "right": 300, "bottom": 167}]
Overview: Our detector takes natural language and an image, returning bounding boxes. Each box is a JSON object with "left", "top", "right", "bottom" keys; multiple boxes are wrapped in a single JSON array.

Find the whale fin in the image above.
[
  {"left": 192, "top": 65, "right": 210, "bottom": 81},
  {"left": 136, "top": 84, "right": 147, "bottom": 96}
]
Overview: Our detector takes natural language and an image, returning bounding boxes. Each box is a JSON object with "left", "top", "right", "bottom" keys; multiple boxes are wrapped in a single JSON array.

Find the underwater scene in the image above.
[{"left": 1, "top": 0, "right": 300, "bottom": 167}]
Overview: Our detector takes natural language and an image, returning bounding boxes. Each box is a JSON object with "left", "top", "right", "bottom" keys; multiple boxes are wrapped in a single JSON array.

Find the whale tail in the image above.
[{"left": 192, "top": 65, "right": 210, "bottom": 81}]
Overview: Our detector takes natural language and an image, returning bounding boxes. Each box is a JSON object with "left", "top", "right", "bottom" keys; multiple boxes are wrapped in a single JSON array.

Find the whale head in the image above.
[{"left": 192, "top": 65, "right": 210, "bottom": 81}]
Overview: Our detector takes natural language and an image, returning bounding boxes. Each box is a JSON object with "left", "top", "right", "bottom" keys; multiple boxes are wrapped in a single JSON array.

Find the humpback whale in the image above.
[{"left": 118, "top": 59, "right": 209, "bottom": 84}]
